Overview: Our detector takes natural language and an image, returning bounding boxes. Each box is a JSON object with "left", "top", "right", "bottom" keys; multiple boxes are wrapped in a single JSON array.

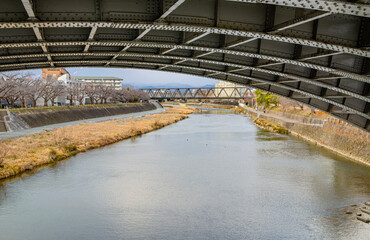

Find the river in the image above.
[{"left": 0, "top": 109, "right": 369, "bottom": 240}]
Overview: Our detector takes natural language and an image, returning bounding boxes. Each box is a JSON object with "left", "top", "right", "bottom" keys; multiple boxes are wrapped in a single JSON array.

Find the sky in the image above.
[{"left": 10, "top": 67, "right": 219, "bottom": 89}]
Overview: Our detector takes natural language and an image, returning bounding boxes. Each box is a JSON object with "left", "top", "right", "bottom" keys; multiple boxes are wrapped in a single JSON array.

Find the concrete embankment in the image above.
[
  {"left": 0, "top": 111, "right": 7, "bottom": 132},
  {"left": 0, "top": 106, "right": 196, "bottom": 181},
  {"left": 236, "top": 105, "right": 370, "bottom": 167},
  {"left": 7, "top": 103, "right": 156, "bottom": 130}
]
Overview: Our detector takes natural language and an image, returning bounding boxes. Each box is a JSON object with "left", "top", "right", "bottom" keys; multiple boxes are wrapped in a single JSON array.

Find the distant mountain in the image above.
[{"left": 201, "top": 84, "right": 215, "bottom": 88}]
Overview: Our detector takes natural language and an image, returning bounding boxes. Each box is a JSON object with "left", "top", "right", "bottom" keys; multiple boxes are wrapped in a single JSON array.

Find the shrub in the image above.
[
  {"left": 64, "top": 145, "right": 77, "bottom": 152},
  {"left": 49, "top": 149, "right": 57, "bottom": 161}
]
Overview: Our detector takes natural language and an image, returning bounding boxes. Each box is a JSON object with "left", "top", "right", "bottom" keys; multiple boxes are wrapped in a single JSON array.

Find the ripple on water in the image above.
[{"left": 0, "top": 112, "right": 369, "bottom": 240}]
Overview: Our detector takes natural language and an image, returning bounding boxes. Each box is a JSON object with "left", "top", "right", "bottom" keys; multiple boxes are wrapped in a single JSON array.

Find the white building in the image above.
[
  {"left": 72, "top": 76, "right": 123, "bottom": 90},
  {"left": 56, "top": 74, "right": 85, "bottom": 105},
  {"left": 36, "top": 72, "right": 85, "bottom": 106},
  {"left": 215, "top": 81, "right": 248, "bottom": 98}
]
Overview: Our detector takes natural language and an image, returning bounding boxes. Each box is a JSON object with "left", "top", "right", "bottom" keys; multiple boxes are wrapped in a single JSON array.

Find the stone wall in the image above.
[
  {"left": 239, "top": 106, "right": 370, "bottom": 166},
  {"left": 288, "top": 122, "right": 369, "bottom": 166},
  {"left": 11, "top": 103, "right": 156, "bottom": 128}
]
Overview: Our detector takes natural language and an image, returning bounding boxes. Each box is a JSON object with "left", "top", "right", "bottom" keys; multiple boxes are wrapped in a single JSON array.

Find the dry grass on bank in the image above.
[
  {"left": 253, "top": 118, "right": 289, "bottom": 134},
  {"left": 0, "top": 106, "right": 197, "bottom": 180}
]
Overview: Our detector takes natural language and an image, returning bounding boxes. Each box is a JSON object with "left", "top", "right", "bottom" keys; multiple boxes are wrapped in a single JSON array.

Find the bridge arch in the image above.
[{"left": 0, "top": 0, "right": 368, "bottom": 131}]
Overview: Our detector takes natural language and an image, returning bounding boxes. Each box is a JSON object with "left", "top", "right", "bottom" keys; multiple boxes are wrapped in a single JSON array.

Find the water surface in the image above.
[{"left": 0, "top": 111, "right": 369, "bottom": 239}]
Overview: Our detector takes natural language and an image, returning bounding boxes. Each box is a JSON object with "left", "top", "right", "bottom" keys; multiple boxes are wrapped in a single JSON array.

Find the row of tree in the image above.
[
  {"left": 255, "top": 89, "right": 312, "bottom": 112},
  {"left": 0, "top": 73, "right": 150, "bottom": 108}
]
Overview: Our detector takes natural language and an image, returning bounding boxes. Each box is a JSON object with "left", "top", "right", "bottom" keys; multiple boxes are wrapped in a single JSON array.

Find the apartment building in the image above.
[{"left": 72, "top": 76, "right": 123, "bottom": 90}]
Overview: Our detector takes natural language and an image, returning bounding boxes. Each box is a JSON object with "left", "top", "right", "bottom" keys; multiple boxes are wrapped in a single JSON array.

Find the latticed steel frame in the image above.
[
  {"left": 0, "top": 0, "right": 369, "bottom": 131},
  {"left": 142, "top": 87, "right": 254, "bottom": 99}
]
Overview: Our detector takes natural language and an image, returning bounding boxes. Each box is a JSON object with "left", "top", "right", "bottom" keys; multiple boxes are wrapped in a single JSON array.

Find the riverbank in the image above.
[
  {"left": 234, "top": 106, "right": 370, "bottom": 167},
  {"left": 0, "top": 106, "right": 197, "bottom": 180},
  {"left": 2, "top": 103, "right": 157, "bottom": 132},
  {"left": 1, "top": 109, "right": 369, "bottom": 239}
]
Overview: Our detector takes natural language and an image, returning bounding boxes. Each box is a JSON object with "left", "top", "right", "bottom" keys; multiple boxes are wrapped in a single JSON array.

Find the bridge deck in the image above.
[{"left": 0, "top": 0, "right": 368, "bottom": 131}]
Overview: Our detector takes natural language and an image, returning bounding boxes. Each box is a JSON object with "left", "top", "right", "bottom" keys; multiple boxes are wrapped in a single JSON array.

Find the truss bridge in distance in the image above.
[{"left": 140, "top": 87, "right": 256, "bottom": 100}]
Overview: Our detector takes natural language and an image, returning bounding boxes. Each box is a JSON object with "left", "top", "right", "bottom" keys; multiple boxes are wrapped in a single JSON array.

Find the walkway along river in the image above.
[{"left": 0, "top": 109, "right": 369, "bottom": 239}]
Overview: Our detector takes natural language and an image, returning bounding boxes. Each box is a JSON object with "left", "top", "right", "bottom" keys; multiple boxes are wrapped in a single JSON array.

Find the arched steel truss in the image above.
[{"left": 0, "top": 0, "right": 369, "bottom": 131}]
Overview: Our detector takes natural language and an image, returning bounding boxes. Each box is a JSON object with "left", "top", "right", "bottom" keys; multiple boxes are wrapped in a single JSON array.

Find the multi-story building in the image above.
[
  {"left": 72, "top": 76, "right": 123, "bottom": 90},
  {"left": 215, "top": 81, "right": 256, "bottom": 106},
  {"left": 56, "top": 74, "right": 85, "bottom": 105},
  {"left": 38, "top": 68, "right": 85, "bottom": 106},
  {"left": 41, "top": 68, "right": 70, "bottom": 81},
  {"left": 38, "top": 69, "right": 123, "bottom": 106},
  {"left": 215, "top": 81, "right": 248, "bottom": 98}
]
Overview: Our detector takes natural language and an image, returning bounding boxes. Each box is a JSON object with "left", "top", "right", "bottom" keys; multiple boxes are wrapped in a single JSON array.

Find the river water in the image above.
[{"left": 0, "top": 109, "right": 369, "bottom": 240}]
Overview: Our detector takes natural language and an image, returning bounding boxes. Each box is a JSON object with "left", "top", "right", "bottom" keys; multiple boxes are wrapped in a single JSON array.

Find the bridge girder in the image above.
[
  {"left": 1, "top": 51, "right": 368, "bottom": 103},
  {"left": 228, "top": 0, "right": 370, "bottom": 17},
  {"left": 0, "top": 0, "right": 369, "bottom": 131},
  {"left": 0, "top": 22, "right": 368, "bottom": 57}
]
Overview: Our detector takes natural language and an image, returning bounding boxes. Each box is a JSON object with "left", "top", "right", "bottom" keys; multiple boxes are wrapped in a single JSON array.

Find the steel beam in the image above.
[
  {"left": 142, "top": 87, "right": 251, "bottom": 99},
  {"left": 158, "top": 0, "right": 187, "bottom": 20},
  {"left": 195, "top": 51, "right": 214, "bottom": 58},
  {"left": 1, "top": 22, "right": 368, "bottom": 58},
  {"left": 0, "top": 52, "right": 368, "bottom": 103},
  {"left": 19, "top": 0, "right": 53, "bottom": 66},
  {"left": 1, "top": 59, "right": 367, "bottom": 123},
  {"left": 227, "top": 0, "right": 370, "bottom": 17},
  {"left": 106, "top": 1, "right": 187, "bottom": 65},
  {"left": 2, "top": 40, "right": 367, "bottom": 83},
  {"left": 136, "top": 29, "right": 152, "bottom": 40},
  {"left": 20, "top": 0, "right": 36, "bottom": 19},
  {"left": 161, "top": 32, "right": 211, "bottom": 55},
  {"left": 161, "top": 48, "right": 176, "bottom": 55},
  {"left": 0, "top": 0, "right": 367, "bottom": 130},
  {"left": 84, "top": 26, "right": 98, "bottom": 52},
  {"left": 268, "top": 11, "right": 332, "bottom": 34},
  {"left": 225, "top": 37, "right": 258, "bottom": 49},
  {"left": 185, "top": 32, "right": 210, "bottom": 44},
  {"left": 298, "top": 51, "right": 342, "bottom": 61}
]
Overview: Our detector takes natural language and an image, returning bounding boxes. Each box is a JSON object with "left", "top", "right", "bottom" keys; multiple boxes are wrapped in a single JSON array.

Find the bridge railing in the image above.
[{"left": 140, "top": 87, "right": 256, "bottom": 100}]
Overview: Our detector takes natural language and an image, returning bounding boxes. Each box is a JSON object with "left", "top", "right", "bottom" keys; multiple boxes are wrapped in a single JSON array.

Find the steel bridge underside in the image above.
[{"left": 0, "top": 0, "right": 369, "bottom": 131}]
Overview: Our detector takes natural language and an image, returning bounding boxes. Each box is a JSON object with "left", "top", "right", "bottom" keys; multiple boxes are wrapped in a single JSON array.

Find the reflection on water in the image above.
[{"left": 0, "top": 112, "right": 369, "bottom": 240}]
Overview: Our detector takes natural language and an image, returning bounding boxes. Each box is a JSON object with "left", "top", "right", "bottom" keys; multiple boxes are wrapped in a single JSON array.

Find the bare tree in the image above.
[
  {"left": 1, "top": 73, "right": 149, "bottom": 109},
  {"left": 0, "top": 76, "right": 14, "bottom": 107},
  {"left": 66, "top": 84, "right": 78, "bottom": 106},
  {"left": 49, "top": 81, "right": 66, "bottom": 106},
  {"left": 40, "top": 80, "right": 55, "bottom": 106},
  {"left": 134, "top": 89, "right": 150, "bottom": 102},
  {"left": 279, "top": 97, "right": 304, "bottom": 111},
  {"left": 98, "top": 85, "right": 115, "bottom": 104},
  {"left": 66, "top": 82, "right": 86, "bottom": 105},
  {"left": 40, "top": 79, "right": 65, "bottom": 106},
  {"left": 27, "top": 80, "right": 43, "bottom": 107},
  {"left": 85, "top": 84, "right": 99, "bottom": 104},
  {"left": 76, "top": 84, "right": 86, "bottom": 105},
  {"left": 112, "top": 85, "right": 150, "bottom": 103},
  {"left": 1, "top": 73, "right": 24, "bottom": 107},
  {"left": 18, "top": 76, "right": 32, "bottom": 107}
]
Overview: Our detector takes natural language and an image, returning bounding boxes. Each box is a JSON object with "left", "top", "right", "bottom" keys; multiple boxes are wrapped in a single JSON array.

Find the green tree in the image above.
[{"left": 255, "top": 90, "right": 279, "bottom": 109}]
